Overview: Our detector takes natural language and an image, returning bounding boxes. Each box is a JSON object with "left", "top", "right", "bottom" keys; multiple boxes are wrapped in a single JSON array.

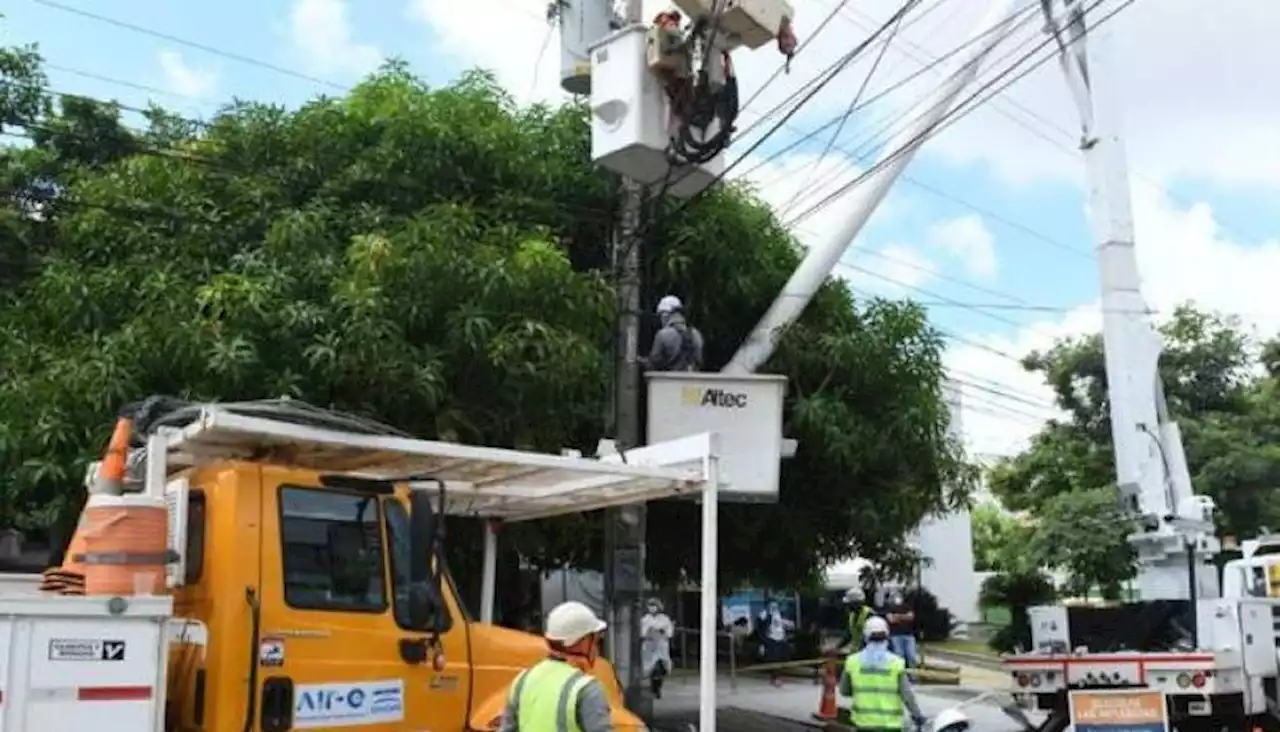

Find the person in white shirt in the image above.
[
  {"left": 757, "top": 600, "right": 795, "bottom": 687},
  {"left": 640, "top": 598, "right": 674, "bottom": 698}
]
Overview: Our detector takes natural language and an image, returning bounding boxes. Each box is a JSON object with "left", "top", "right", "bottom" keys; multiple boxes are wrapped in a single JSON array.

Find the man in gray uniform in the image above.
[{"left": 645, "top": 294, "right": 704, "bottom": 372}]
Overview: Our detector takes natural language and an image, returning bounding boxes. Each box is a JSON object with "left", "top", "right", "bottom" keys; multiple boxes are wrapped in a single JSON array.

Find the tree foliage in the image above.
[
  {"left": 970, "top": 502, "right": 1027, "bottom": 573},
  {"left": 0, "top": 45, "right": 974, "bottom": 589},
  {"left": 988, "top": 304, "right": 1280, "bottom": 594}
]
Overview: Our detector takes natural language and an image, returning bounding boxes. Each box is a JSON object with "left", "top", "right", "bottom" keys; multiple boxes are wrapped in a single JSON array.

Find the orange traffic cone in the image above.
[{"left": 813, "top": 657, "right": 839, "bottom": 722}]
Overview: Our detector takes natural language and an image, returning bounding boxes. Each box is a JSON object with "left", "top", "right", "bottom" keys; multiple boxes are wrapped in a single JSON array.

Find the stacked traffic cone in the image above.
[{"left": 813, "top": 656, "right": 839, "bottom": 722}]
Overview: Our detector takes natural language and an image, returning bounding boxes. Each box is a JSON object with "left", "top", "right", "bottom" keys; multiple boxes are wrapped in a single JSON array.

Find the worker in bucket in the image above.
[
  {"left": 839, "top": 616, "right": 926, "bottom": 732},
  {"left": 640, "top": 597, "right": 674, "bottom": 699},
  {"left": 837, "top": 587, "right": 873, "bottom": 653},
  {"left": 498, "top": 601, "right": 614, "bottom": 732},
  {"left": 644, "top": 294, "right": 704, "bottom": 372}
]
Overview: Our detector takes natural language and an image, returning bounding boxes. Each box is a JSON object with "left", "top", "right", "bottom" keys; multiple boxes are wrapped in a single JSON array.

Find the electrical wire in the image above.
[
  {"left": 734, "top": 0, "right": 956, "bottom": 140},
  {"left": 773, "top": 0, "right": 910, "bottom": 216},
  {"left": 783, "top": 0, "right": 1134, "bottom": 232},
  {"left": 28, "top": 0, "right": 349, "bottom": 92},
  {"left": 12, "top": 1, "right": 1141, "bottom": 417},
  {"left": 654, "top": 0, "right": 930, "bottom": 223},
  {"left": 731, "top": 0, "right": 1042, "bottom": 180}
]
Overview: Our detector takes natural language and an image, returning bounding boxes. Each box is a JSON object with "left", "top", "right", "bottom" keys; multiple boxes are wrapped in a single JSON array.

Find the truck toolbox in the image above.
[{"left": 0, "top": 594, "right": 172, "bottom": 732}]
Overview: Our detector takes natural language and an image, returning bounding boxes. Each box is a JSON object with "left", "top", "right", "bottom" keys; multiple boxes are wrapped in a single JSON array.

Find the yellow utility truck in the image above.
[{"left": 0, "top": 398, "right": 721, "bottom": 732}]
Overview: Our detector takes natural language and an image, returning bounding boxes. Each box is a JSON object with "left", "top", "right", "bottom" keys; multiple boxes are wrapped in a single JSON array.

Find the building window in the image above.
[{"left": 280, "top": 486, "right": 386, "bottom": 612}]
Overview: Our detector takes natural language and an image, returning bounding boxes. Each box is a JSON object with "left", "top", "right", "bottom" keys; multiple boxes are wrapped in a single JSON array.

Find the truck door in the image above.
[{"left": 257, "top": 477, "right": 470, "bottom": 731}]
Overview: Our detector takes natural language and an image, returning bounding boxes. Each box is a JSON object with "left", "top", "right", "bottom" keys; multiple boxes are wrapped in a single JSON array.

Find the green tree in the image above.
[
  {"left": 970, "top": 502, "right": 1028, "bottom": 573},
  {"left": 980, "top": 570, "right": 1057, "bottom": 653},
  {"left": 988, "top": 305, "right": 1280, "bottom": 592},
  {"left": 0, "top": 49, "right": 974, "bottom": 589}
]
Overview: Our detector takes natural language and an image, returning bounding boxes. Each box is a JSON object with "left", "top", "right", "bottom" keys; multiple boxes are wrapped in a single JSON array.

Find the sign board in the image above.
[
  {"left": 646, "top": 372, "right": 787, "bottom": 502},
  {"left": 49, "top": 638, "right": 126, "bottom": 661},
  {"left": 1069, "top": 689, "right": 1169, "bottom": 732}
]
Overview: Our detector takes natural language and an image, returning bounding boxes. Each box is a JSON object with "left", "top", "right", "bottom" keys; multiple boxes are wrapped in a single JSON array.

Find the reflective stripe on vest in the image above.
[
  {"left": 513, "top": 659, "right": 596, "bottom": 732},
  {"left": 844, "top": 654, "right": 905, "bottom": 730}
]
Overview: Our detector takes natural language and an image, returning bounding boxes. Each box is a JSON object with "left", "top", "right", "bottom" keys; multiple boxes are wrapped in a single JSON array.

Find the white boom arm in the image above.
[
  {"left": 1047, "top": 0, "right": 1218, "bottom": 601},
  {"left": 724, "top": 0, "right": 1024, "bottom": 375}
]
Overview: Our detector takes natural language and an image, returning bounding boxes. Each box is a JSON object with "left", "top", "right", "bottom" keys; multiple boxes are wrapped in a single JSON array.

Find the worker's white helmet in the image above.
[
  {"left": 930, "top": 706, "right": 971, "bottom": 732},
  {"left": 656, "top": 295, "right": 683, "bottom": 314},
  {"left": 843, "top": 587, "right": 865, "bottom": 603},
  {"left": 863, "top": 615, "right": 890, "bottom": 639},
  {"left": 545, "top": 601, "right": 607, "bottom": 645}
]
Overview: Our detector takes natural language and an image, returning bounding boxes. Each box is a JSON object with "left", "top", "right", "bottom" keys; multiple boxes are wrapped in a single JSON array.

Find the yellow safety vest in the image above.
[
  {"left": 844, "top": 653, "right": 906, "bottom": 730},
  {"left": 848, "top": 606, "right": 871, "bottom": 641},
  {"left": 510, "top": 658, "right": 597, "bottom": 732}
]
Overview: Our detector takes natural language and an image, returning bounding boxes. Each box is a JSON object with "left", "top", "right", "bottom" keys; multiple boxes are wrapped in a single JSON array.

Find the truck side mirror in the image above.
[{"left": 408, "top": 487, "right": 445, "bottom": 631}]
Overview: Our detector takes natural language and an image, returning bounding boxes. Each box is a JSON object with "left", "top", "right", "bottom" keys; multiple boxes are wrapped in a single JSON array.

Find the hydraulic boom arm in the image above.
[
  {"left": 723, "top": 0, "right": 1023, "bottom": 375},
  {"left": 1046, "top": 0, "right": 1218, "bottom": 601}
]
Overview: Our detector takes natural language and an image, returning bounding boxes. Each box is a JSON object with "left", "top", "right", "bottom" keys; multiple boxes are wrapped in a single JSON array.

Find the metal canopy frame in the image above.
[{"left": 160, "top": 408, "right": 714, "bottom": 522}]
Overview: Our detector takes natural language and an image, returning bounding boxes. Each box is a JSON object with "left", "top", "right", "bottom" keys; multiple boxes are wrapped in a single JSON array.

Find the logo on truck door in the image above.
[{"left": 294, "top": 679, "right": 405, "bottom": 728}]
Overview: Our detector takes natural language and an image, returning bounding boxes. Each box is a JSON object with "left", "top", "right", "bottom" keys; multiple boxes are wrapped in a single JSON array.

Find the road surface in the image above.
[{"left": 650, "top": 673, "right": 1040, "bottom": 731}]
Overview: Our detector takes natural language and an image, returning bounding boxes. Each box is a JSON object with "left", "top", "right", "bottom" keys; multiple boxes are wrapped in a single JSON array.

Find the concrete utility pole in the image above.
[{"left": 603, "top": 0, "right": 650, "bottom": 716}]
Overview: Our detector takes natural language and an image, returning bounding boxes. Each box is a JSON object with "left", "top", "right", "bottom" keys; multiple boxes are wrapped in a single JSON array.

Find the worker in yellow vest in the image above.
[
  {"left": 838, "top": 587, "right": 873, "bottom": 652},
  {"left": 838, "top": 616, "right": 926, "bottom": 732},
  {"left": 498, "top": 601, "right": 614, "bottom": 732}
]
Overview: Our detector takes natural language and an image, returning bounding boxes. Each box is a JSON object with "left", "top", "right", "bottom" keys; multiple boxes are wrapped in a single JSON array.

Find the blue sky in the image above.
[{"left": 4, "top": 0, "right": 1277, "bottom": 457}]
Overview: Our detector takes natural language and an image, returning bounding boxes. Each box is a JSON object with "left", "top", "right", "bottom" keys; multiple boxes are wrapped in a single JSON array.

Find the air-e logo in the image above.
[{"left": 681, "top": 387, "right": 748, "bottom": 408}]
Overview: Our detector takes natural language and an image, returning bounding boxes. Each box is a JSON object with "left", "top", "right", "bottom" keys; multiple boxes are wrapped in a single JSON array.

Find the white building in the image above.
[{"left": 909, "top": 381, "right": 980, "bottom": 623}]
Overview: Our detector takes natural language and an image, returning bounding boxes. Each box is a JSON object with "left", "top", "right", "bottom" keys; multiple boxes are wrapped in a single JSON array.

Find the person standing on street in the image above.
[
  {"left": 757, "top": 599, "right": 795, "bottom": 687},
  {"left": 837, "top": 587, "right": 873, "bottom": 653},
  {"left": 498, "top": 601, "right": 614, "bottom": 732},
  {"left": 885, "top": 590, "right": 918, "bottom": 668},
  {"left": 839, "top": 616, "right": 926, "bottom": 732},
  {"left": 640, "top": 597, "right": 674, "bottom": 699},
  {"left": 644, "top": 295, "right": 704, "bottom": 372}
]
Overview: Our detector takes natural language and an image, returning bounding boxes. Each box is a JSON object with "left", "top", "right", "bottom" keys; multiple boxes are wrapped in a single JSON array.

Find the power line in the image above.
[
  {"left": 783, "top": 0, "right": 1133, "bottom": 232},
  {"left": 774, "top": 0, "right": 910, "bottom": 216},
  {"left": 733, "top": 8, "right": 1092, "bottom": 261},
  {"left": 735, "top": 0, "right": 1042, "bottom": 178},
  {"left": 27, "top": 0, "right": 348, "bottom": 91},
  {"left": 736, "top": 0, "right": 956, "bottom": 139}
]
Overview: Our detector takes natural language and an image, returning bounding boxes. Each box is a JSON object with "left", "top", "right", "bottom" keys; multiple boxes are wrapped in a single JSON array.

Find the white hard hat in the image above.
[
  {"left": 545, "top": 601, "right": 607, "bottom": 645},
  {"left": 930, "top": 706, "right": 971, "bottom": 732},
  {"left": 656, "top": 295, "right": 683, "bottom": 314},
  {"left": 843, "top": 588, "right": 865, "bottom": 603},
  {"left": 863, "top": 615, "right": 890, "bottom": 639}
]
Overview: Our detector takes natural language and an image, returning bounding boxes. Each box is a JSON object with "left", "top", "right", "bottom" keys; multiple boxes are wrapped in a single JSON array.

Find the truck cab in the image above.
[{"left": 164, "top": 460, "right": 644, "bottom": 731}]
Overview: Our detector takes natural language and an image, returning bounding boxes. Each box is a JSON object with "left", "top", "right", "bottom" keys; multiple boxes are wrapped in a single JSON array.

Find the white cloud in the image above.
[
  {"left": 947, "top": 182, "right": 1280, "bottom": 459},
  {"left": 927, "top": 214, "right": 997, "bottom": 279},
  {"left": 157, "top": 51, "right": 218, "bottom": 99},
  {"left": 407, "top": 0, "right": 564, "bottom": 105},
  {"left": 288, "top": 0, "right": 382, "bottom": 76}
]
